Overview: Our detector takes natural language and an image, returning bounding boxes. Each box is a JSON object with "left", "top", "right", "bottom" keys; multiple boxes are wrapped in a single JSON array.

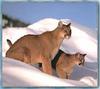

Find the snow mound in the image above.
[
  {"left": 80, "top": 76, "right": 97, "bottom": 86},
  {"left": 3, "top": 57, "right": 97, "bottom": 87}
]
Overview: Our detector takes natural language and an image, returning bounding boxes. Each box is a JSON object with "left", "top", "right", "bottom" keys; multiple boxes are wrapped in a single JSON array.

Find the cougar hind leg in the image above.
[
  {"left": 23, "top": 47, "right": 31, "bottom": 64},
  {"left": 6, "top": 47, "right": 31, "bottom": 64}
]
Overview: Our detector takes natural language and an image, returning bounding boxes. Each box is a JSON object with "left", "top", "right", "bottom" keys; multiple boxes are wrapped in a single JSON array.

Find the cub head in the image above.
[
  {"left": 74, "top": 52, "right": 87, "bottom": 66},
  {"left": 57, "top": 21, "right": 72, "bottom": 39}
]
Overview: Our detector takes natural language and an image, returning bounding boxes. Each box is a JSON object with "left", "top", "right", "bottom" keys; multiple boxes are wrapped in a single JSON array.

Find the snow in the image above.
[
  {"left": 2, "top": 18, "right": 97, "bottom": 87},
  {"left": 3, "top": 57, "right": 96, "bottom": 87}
]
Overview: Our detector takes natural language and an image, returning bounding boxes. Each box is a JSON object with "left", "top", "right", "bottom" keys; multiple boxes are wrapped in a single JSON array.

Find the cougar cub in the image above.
[{"left": 55, "top": 50, "right": 86, "bottom": 79}]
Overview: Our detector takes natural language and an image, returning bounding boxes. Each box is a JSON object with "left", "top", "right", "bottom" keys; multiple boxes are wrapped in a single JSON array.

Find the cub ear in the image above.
[
  {"left": 66, "top": 23, "right": 71, "bottom": 27},
  {"left": 58, "top": 21, "right": 63, "bottom": 28},
  {"left": 83, "top": 54, "right": 87, "bottom": 56}
]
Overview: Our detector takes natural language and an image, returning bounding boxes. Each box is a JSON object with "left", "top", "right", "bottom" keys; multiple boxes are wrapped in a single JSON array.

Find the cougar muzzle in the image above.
[{"left": 79, "top": 59, "right": 85, "bottom": 66}]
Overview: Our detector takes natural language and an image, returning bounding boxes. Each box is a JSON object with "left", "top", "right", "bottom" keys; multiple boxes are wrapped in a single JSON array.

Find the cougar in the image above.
[
  {"left": 6, "top": 21, "right": 72, "bottom": 75},
  {"left": 54, "top": 50, "right": 86, "bottom": 79}
]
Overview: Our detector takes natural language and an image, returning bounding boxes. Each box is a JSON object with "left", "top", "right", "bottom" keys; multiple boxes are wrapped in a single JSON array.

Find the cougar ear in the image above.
[
  {"left": 58, "top": 21, "right": 63, "bottom": 28},
  {"left": 66, "top": 23, "right": 71, "bottom": 27},
  {"left": 83, "top": 54, "right": 87, "bottom": 56}
]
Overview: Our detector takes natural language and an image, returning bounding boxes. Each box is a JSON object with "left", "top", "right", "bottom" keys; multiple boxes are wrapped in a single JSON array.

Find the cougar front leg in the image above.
[
  {"left": 56, "top": 65, "right": 66, "bottom": 78},
  {"left": 42, "top": 58, "right": 52, "bottom": 75}
]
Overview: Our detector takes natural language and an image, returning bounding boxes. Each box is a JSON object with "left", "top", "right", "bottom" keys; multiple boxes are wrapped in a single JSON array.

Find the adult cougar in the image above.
[{"left": 6, "top": 21, "right": 71, "bottom": 75}]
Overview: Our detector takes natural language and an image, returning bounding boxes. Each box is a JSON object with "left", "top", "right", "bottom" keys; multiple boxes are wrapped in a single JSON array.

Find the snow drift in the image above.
[
  {"left": 2, "top": 18, "right": 98, "bottom": 87},
  {"left": 3, "top": 57, "right": 97, "bottom": 87}
]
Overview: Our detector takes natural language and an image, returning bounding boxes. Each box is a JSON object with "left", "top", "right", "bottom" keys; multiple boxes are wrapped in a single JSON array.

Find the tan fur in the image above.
[
  {"left": 6, "top": 21, "right": 71, "bottom": 75},
  {"left": 56, "top": 52, "right": 86, "bottom": 79}
]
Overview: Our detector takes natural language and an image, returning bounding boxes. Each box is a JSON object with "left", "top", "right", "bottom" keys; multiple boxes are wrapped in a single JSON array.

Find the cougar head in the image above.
[
  {"left": 74, "top": 52, "right": 87, "bottom": 66},
  {"left": 58, "top": 21, "right": 72, "bottom": 39}
]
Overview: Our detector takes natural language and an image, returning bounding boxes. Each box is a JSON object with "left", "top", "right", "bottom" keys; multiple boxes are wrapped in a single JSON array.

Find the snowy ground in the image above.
[
  {"left": 3, "top": 57, "right": 97, "bottom": 87},
  {"left": 2, "top": 18, "right": 98, "bottom": 87}
]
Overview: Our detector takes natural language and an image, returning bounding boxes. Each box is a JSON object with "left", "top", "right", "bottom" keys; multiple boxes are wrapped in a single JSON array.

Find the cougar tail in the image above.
[{"left": 7, "top": 39, "right": 13, "bottom": 47}]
